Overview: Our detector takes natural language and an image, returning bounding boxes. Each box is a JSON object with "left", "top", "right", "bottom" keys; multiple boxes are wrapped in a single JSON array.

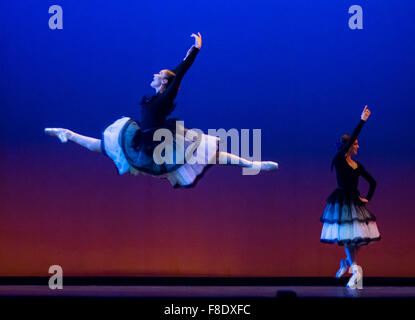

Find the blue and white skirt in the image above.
[
  {"left": 320, "top": 188, "right": 381, "bottom": 247},
  {"left": 101, "top": 117, "right": 220, "bottom": 188}
]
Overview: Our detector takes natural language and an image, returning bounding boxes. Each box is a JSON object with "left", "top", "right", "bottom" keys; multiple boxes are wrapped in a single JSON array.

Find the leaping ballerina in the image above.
[{"left": 45, "top": 33, "right": 278, "bottom": 188}]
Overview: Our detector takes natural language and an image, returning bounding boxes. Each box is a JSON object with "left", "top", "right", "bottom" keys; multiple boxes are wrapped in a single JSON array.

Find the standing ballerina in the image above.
[
  {"left": 320, "top": 106, "right": 380, "bottom": 289},
  {"left": 45, "top": 33, "right": 278, "bottom": 188}
]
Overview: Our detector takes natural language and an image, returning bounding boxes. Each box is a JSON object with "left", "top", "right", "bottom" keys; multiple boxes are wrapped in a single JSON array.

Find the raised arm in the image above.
[
  {"left": 164, "top": 33, "right": 202, "bottom": 98},
  {"left": 336, "top": 106, "right": 371, "bottom": 157},
  {"left": 170, "top": 46, "right": 199, "bottom": 82}
]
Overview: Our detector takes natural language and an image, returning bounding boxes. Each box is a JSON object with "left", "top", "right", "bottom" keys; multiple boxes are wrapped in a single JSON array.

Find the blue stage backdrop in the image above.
[{"left": 1, "top": 0, "right": 414, "bottom": 276}]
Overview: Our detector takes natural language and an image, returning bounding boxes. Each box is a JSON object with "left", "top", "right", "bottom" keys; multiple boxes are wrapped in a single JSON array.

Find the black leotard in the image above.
[
  {"left": 140, "top": 46, "right": 199, "bottom": 131},
  {"left": 331, "top": 120, "right": 377, "bottom": 200}
]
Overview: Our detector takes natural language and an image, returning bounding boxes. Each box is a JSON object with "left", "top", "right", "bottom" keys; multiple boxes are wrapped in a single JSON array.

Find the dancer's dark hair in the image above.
[
  {"left": 163, "top": 69, "right": 176, "bottom": 87},
  {"left": 331, "top": 134, "right": 352, "bottom": 171}
]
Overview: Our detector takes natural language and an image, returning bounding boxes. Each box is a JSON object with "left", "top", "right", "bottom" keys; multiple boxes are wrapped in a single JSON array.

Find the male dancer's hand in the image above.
[
  {"left": 359, "top": 197, "right": 369, "bottom": 203},
  {"left": 361, "top": 105, "right": 371, "bottom": 121}
]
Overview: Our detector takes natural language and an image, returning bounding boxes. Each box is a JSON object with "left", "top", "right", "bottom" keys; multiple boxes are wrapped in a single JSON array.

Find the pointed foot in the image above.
[
  {"left": 251, "top": 161, "right": 279, "bottom": 171},
  {"left": 44, "top": 128, "right": 71, "bottom": 143}
]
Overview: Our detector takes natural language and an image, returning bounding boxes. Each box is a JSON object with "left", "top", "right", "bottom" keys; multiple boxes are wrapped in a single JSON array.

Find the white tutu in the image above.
[
  {"left": 320, "top": 192, "right": 381, "bottom": 246},
  {"left": 101, "top": 117, "right": 220, "bottom": 188},
  {"left": 321, "top": 220, "right": 380, "bottom": 246}
]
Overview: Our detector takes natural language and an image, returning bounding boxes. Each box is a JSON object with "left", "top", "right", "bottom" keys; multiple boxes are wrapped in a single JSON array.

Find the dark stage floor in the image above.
[
  {"left": 1, "top": 283, "right": 414, "bottom": 317},
  {"left": 1, "top": 285, "right": 415, "bottom": 298}
]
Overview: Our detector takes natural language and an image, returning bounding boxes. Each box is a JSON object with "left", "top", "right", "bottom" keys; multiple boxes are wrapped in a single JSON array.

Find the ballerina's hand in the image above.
[
  {"left": 184, "top": 33, "right": 202, "bottom": 59},
  {"left": 191, "top": 32, "right": 202, "bottom": 49},
  {"left": 359, "top": 197, "right": 369, "bottom": 203},
  {"left": 361, "top": 105, "right": 371, "bottom": 121}
]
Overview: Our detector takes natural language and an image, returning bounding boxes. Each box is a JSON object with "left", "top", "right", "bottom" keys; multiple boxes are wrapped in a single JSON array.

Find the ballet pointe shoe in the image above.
[
  {"left": 346, "top": 264, "right": 363, "bottom": 289},
  {"left": 44, "top": 128, "right": 72, "bottom": 143},
  {"left": 335, "top": 259, "right": 350, "bottom": 278},
  {"left": 251, "top": 161, "right": 279, "bottom": 171}
]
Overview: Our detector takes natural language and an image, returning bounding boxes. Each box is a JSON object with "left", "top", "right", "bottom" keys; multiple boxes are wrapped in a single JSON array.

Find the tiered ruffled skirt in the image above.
[
  {"left": 320, "top": 188, "right": 381, "bottom": 247},
  {"left": 101, "top": 117, "right": 220, "bottom": 188}
]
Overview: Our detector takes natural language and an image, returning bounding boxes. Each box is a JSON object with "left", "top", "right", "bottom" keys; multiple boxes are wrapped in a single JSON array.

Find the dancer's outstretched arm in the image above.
[
  {"left": 331, "top": 106, "right": 371, "bottom": 170},
  {"left": 45, "top": 128, "right": 101, "bottom": 152},
  {"left": 336, "top": 106, "right": 371, "bottom": 157},
  {"left": 164, "top": 33, "right": 202, "bottom": 100}
]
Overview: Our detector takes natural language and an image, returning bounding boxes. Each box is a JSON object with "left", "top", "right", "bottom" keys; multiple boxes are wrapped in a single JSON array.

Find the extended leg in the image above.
[
  {"left": 216, "top": 151, "right": 251, "bottom": 167},
  {"left": 216, "top": 151, "right": 278, "bottom": 170},
  {"left": 45, "top": 128, "right": 101, "bottom": 152}
]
